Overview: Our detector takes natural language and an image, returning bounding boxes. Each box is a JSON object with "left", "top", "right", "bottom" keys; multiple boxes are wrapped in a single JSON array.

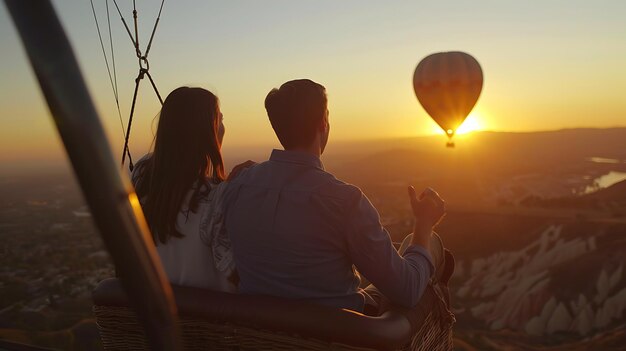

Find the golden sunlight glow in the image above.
[
  {"left": 129, "top": 192, "right": 142, "bottom": 210},
  {"left": 431, "top": 124, "right": 446, "bottom": 135},
  {"left": 429, "top": 113, "right": 483, "bottom": 136},
  {"left": 456, "top": 113, "right": 483, "bottom": 134},
  {"left": 129, "top": 191, "right": 155, "bottom": 241}
]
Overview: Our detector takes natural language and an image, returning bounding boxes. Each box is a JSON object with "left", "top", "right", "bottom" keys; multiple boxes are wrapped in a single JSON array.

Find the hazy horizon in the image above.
[{"left": 2, "top": 126, "right": 625, "bottom": 178}]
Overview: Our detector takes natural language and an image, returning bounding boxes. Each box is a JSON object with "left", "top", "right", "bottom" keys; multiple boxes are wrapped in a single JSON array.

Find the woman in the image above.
[{"left": 131, "top": 86, "right": 236, "bottom": 292}]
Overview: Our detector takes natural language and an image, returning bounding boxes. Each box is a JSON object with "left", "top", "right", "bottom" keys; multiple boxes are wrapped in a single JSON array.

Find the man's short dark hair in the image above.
[{"left": 264, "top": 79, "right": 327, "bottom": 149}]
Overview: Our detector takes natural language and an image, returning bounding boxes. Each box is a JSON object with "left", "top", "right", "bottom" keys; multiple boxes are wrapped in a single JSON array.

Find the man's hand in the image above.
[
  {"left": 407, "top": 186, "right": 446, "bottom": 248},
  {"left": 227, "top": 160, "right": 257, "bottom": 181},
  {"left": 408, "top": 186, "right": 446, "bottom": 227}
]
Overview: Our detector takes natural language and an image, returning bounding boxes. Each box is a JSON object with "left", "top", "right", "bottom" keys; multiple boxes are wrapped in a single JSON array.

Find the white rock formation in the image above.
[
  {"left": 540, "top": 297, "right": 558, "bottom": 324},
  {"left": 525, "top": 315, "right": 545, "bottom": 336},
  {"left": 546, "top": 302, "right": 573, "bottom": 334},
  {"left": 570, "top": 303, "right": 594, "bottom": 335},
  {"left": 458, "top": 224, "right": 614, "bottom": 335},
  {"left": 595, "top": 269, "right": 610, "bottom": 303},
  {"left": 609, "top": 264, "right": 623, "bottom": 290}
]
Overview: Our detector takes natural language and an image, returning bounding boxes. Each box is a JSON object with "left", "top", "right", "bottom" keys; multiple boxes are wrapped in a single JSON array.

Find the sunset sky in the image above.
[{"left": 1, "top": 0, "right": 625, "bottom": 166}]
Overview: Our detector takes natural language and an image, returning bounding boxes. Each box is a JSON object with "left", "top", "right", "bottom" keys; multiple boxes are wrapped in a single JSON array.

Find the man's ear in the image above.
[
  {"left": 319, "top": 117, "right": 328, "bottom": 132},
  {"left": 319, "top": 111, "right": 329, "bottom": 132}
]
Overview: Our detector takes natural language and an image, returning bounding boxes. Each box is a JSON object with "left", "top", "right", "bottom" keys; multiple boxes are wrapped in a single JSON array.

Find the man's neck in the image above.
[{"left": 286, "top": 143, "right": 321, "bottom": 158}]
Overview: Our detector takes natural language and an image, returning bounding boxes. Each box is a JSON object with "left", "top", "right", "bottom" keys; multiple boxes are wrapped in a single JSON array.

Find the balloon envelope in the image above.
[{"left": 413, "top": 51, "right": 483, "bottom": 137}]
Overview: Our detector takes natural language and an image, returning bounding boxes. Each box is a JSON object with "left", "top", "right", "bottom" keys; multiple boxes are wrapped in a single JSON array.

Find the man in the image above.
[{"left": 223, "top": 79, "right": 445, "bottom": 313}]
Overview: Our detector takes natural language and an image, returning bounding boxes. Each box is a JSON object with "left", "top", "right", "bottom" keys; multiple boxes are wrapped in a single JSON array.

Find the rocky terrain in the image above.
[{"left": 454, "top": 224, "right": 625, "bottom": 338}]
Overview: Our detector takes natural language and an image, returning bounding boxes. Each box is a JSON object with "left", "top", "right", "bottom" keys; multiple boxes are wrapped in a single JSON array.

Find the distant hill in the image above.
[
  {"left": 326, "top": 128, "right": 626, "bottom": 206},
  {"left": 523, "top": 179, "right": 626, "bottom": 209},
  {"left": 588, "top": 179, "right": 626, "bottom": 203},
  {"left": 329, "top": 127, "right": 626, "bottom": 177}
]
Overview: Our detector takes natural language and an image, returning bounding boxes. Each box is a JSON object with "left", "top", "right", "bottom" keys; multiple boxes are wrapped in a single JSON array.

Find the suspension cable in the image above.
[
  {"left": 121, "top": 72, "right": 142, "bottom": 170},
  {"left": 144, "top": 0, "right": 165, "bottom": 59},
  {"left": 89, "top": 0, "right": 116, "bottom": 120},
  {"left": 89, "top": 0, "right": 129, "bottom": 155},
  {"left": 112, "top": 0, "right": 138, "bottom": 51},
  {"left": 132, "top": 0, "right": 140, "bottom": 57},
  {"left": 105, "top": 0, "right": 120, "bottom": 102},
  {"left": 96, "top": 0, "right": 166, "bottom": 171}
]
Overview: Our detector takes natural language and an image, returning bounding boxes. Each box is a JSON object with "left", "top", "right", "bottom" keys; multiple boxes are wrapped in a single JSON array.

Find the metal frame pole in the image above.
[{"left": 3, "top": 1, "right": 181, "bottom": 349}]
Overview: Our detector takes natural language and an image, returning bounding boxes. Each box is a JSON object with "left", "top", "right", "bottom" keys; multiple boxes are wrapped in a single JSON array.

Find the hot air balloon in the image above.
[{"left": 413, "top": 51, "right": 483, "bottom": 147}]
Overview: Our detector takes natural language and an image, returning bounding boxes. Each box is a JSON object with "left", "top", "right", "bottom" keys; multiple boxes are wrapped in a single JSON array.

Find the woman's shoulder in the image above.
[
  {"left": 196, "top": 177, "right": 220, "bottom": 191},
  {"left": 133, "top": 153, "right": 153, "bottom": 170},
  {"left": 194, "top": 179, "right": 227, "bottom": 205},
  {"left": 130, "top": 153, "right": 153, "bottom": 185}
]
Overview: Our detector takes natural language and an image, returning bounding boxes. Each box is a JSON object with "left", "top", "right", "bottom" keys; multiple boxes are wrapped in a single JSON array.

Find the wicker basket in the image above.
[{"left": 93, "top": 280, "right": 454, "bottom": 351}]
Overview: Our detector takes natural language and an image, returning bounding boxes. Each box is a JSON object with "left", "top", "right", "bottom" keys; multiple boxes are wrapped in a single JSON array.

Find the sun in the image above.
[
  {"left": 456, "top": 113, "right": 483, "bottom": 135},
  {"left": 429, "top": 112, "right": 484, "bottom": 135}
]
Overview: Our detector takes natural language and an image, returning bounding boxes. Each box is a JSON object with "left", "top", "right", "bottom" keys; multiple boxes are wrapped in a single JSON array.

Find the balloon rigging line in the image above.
[
  {"left": 93, "top": 0, "right": 166, "bottom": 171},
  {"left": 105, "top": 0, "right": 120, "bottom": 107},
  {"left": 89, "top": 0, "right": 126, "bottom": 140}
]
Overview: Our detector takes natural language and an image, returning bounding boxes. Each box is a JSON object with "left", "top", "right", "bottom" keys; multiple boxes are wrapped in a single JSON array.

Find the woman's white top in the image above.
[{"left": 132, "top": 164, "right": 236, "bottom": 293}]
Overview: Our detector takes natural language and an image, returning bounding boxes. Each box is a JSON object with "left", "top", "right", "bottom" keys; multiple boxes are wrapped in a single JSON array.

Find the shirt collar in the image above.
[{"left": 270, "top": 149, "right": 324, "bottom": 170}]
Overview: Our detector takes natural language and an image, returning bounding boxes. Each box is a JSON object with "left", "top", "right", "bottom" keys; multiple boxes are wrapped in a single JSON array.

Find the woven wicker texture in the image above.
[{"left": 94, "top": 283, "right": 454, "bottom": 351}]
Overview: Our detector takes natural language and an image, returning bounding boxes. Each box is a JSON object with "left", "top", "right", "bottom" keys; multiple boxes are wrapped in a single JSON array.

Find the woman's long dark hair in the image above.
[{"left": 133, "top": 87, "right": 225, "bottom": 244}]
